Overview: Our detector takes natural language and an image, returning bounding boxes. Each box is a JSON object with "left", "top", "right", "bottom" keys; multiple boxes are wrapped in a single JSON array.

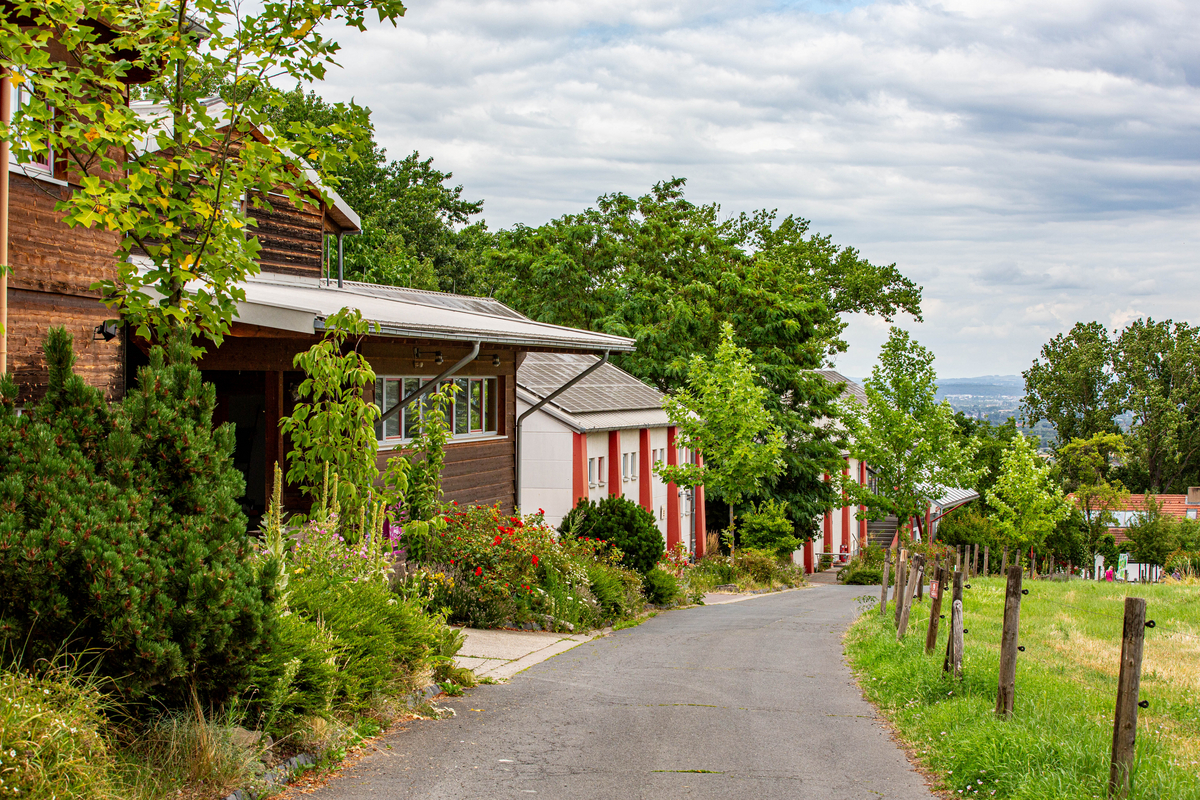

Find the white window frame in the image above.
[
  {"left": 630, "top": 451, "right": 638, "bottom": 481},
  {"left": 8, "top": 74, "right": 56, "bottom": 182},
  {"left": 375, "top": 374, "right": 500, "bottom": 445},
  {"left": 588, "top": 457, "right": 596, "bottom": 487},
  {"left": 597, "top": 456, "right": 606, "bottom": 486}
]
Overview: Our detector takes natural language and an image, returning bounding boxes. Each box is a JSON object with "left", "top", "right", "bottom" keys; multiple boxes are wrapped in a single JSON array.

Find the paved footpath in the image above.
[{"left": 304, "top": 584, "right": 934, "bottom": 799}]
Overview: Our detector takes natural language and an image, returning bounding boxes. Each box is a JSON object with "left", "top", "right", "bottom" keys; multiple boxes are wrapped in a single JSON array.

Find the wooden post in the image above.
[
  {"left": 897, "top": 556, "right": 923, "bottom": 640},
  {"left": 1001, "top": 545, "right": 1008, "bottom": 576},
  {"left": 894, "top": 549, "right": 908, "bottom": 627},
  {"left": 880, "top": 548, "right": 891, "bottom": 616},
  {"left": 956, "top": 545, "right": 963, "bottom": 574},
  {"left": 1109, "top": 597, "right": 1147, "bottom": 799},
  {"left": 995, "top": 565, "right": 1024, "bottom": 717},
  {"left": 1029, "top": 548, "right": 1035, "bottom": 578},
  {"left": 925, "top": 564, "right": 945, "bottom": 654},
  {"left": 983, "top": 546, "right": 990, "bottom": 577},
  {"left": 972, "top": 543, "right": 980, "bottom": 577},
  {"left": 942, "top": 571, "right": 964, "bottom": 678},
  {"left": 917, "top": 557, "right": 925, "bottom": 602}
]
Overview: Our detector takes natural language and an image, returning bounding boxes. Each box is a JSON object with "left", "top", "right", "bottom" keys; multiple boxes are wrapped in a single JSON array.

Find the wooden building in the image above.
[{"left": 5, "top": 91, "right": 635, "bottom": 522}]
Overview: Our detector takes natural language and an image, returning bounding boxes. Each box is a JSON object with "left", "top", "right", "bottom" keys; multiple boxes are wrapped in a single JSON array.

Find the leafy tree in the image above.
[
  {"left": 1057, "top": 433, "right": 1130, "bottom": 570},
  {"left": 952, "top": 415, "right": 1019, "bottom": 514},
  {"left": 1123, "top": 495, "right": 1178, "bottom": 569},
  {"left": 842, "top": 328, "right": 979, "bottom": 538},
  {"left": 1021, "top": 322, "right": 1121, "bottom": 447},
  {"left": 1111, "top": 318, "right": 1200, "bottom": 493},
  {"left": 739, "top": 499, "right": 801, "bottom": 558},
  {"left": 1043, "top": 507, "right": 1088, "bottom": 568},
  {"left": 985, "top": 433, "right": 1071, "bottom": 555},
  {"left": 489, "top": 179, "right": 921, "bottom": 533},
  {"left": 936, "top": 502, "right": 1000, "bottom": 550},
  {"left": 1, "top": 0, "right": 406, "bottom": 345},
  {"left": 0, "top": 328, "right": 274, "bottom": 703},
  {"left": 656, "top": 323, "right": 784, "bottom": 527},
  {"left": 280, "top": 308, "right": 380, "bottom": 526},
  {"left": 264, "top": 87, "right": 490, "bottom": 294}
]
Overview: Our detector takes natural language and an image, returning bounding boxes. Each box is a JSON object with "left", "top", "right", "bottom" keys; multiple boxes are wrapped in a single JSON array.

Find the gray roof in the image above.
[
  {"left": 517, "top": 353, "right": 664, "bottom": 414},
  {"left": 813, "top": 370, "right": 869, "bottom": 406},
  {"left": 931, "top": 486, "right": 979, "bottom": 510},
  {"left": 232, "top": 272, "right": 636, "bottom": 352}
]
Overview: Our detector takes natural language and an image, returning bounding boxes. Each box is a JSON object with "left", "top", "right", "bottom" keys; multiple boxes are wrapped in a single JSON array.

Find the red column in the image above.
[
  {"left": 571, "top": 432, "right": 588, "bottom": 508},
  {"left": 666, "top": 426, "right": 680, "bottom": 549},
  {"left": 638, "top": 428, "right": 652, "bottom": 512},
  {"left": 841, "top": 459, "right": 850, "bottom": 556},
  {"left": 804, "top": 538, "right": 813, "bottom": 573},
  {"left": 694, "top": 452, "right": 706, "bottom": 558},
  {"left": 822, "top": 472, "right": 831, "bottom": 559},
  {"left": 858, "top": 460, "right": 868, "bottom": 550},
  {"left": 608, "top": 430, "right": 620, "bottom": 498}
]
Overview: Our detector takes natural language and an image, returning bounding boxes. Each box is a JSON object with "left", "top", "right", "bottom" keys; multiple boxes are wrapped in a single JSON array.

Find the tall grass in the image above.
[{"left": 846, "top": 578, "right": 1200, "bottom": 799}]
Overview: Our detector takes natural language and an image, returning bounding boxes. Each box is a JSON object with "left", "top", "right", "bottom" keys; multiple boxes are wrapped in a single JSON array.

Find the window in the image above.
[
  {"left": 630, "top": 452, "right": 637, "bottom": 481},
  {"left": 375, "top": 375, "right": 499, "bottom": 442},
  {"left": 622, "top": 453, "right": 630, "bottom": 482},
  {"left": 597, "top": 457, "right": 606, "bottom": 485},
  {"left": 8, "top": 75, "right": 54, "bottom": 179},
  {"left": 588, "top": 458, "right": 596, "bottom": 487}
]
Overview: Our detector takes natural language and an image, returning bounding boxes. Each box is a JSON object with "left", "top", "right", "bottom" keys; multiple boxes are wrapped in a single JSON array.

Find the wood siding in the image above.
[
  {"left": 246, "top": 194, "right": 325, "bottom": 278},
  {"left": 6, "top": 174, "right": 124, "bottom": 403}
]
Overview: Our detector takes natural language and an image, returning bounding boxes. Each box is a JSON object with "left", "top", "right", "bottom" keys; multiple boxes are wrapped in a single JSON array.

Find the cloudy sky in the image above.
[{"left": 315, "top": 0, "right": 1200, "bottom": 379}]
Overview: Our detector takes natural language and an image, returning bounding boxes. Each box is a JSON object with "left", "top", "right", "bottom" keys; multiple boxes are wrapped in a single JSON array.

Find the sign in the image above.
[{"left": 1118, "top": 552, "right": 1129, "bottom": 578}]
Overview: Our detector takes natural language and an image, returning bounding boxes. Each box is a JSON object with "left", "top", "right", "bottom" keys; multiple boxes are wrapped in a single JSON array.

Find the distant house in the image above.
[
  {"left": 1101, "top": 493, "right": 1197, "bottom": 544},
  {"left": 516, "top": 353, "right": 706, "bottom": 555}
]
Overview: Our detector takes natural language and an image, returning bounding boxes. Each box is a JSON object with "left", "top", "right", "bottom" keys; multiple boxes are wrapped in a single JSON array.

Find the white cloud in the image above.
[{"left": 312, "top": 0, "right": 1200, "bottom": 377}]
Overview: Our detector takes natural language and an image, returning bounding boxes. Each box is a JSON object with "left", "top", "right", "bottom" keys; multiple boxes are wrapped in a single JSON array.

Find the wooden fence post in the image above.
[
  {"left": 983, "top": 546, "right": 990, "bottom": 577},
  {"left": 897, "top": 556, "right": 923, "bottom": 640},
  {"left": 942, "top": 570, "right": 964, "bottom": 678},
  {"left": 894, "top": 549, "right": 909, "bottom": 627},
  {"left": 1028, "top": 548, "right": 1035, "bottom": 578},
  {"left": 956, "top": 545, "right": 963, "bottom": 574},
  {"left": 1002, "top": 545, "right": 1008, "bottom": 576},
  {"left": 880, "top": 548, "right": 891, "bottom": 616},
  {"left": 973, "top": 543, "right": 980, "bottom": 577},
  {"left": 925, "top": 564, "right": 945, "bottom": 654},
  {"left": 995, "top": 565, "right": 1024, "bottom": 717},
  {"left": 1109, "top": 597, "right": 1148, "bottom": 799}
]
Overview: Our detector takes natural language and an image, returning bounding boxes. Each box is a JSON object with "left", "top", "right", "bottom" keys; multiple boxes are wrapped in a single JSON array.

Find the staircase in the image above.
[{"left": 866, "top": 515, "right": 899, "bottom": 549}]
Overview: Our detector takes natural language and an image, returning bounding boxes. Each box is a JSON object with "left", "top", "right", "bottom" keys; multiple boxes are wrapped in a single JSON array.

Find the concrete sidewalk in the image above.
[{"left": 453, "top": 627, "right": 601, "bottom": 680}]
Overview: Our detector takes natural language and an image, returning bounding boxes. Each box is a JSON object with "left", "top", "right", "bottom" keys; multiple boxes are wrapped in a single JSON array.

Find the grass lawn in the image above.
[{"left": 845, "top": 577, "right": 1200, "bottom": 799}]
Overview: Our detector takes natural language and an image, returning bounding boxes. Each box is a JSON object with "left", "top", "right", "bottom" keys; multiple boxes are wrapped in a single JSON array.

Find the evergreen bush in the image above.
[
  {"left": 739, "top": 499, "right": 800, "bottom": 558},
  {"left": 560, "top": 496, "right": 665, "bottom": 575},
  {"left": 643, "top": 567, "right": 681, "bottom": 605},
  {"left": 0, "top": 328, "right": 275, "bottom": 704}
]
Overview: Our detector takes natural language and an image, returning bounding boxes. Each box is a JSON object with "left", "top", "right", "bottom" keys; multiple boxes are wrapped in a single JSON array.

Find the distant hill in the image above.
[{"left": 935, "top": 375, "right": 1023, "bottom": 400}]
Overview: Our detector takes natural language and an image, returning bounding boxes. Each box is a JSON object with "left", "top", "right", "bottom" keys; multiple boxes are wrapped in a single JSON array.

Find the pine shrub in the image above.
[
  {"left": 560, "top": 496, "right": 665, "bottom": 575},
  {"left": 0, "top": 328, "right": 275, "bottom": 704}
]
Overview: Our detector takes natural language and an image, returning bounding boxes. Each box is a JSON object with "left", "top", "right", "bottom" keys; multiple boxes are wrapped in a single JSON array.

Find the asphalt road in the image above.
[{"left": 305, "top": 585, "right": 935, "bottom": 800}]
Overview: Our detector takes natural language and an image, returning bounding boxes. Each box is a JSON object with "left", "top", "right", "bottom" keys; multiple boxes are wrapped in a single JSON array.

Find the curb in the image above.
[{"left": 221, "top": 683, "right": 442, "bottom": 800}]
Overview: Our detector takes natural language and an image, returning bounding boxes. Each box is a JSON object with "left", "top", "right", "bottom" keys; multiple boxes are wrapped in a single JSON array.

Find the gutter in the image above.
[
  {"left": 377, "top": 341, "right": 481, "bottom": 426},
  {"left": 513, "top": 351, "right": 610, "bottom": 512}
]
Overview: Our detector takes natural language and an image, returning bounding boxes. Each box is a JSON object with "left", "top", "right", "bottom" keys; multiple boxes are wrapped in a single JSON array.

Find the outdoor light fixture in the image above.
[
  {"left": 435, "top": 351, "right": 444, "bottom": 365},
  {"left": 413, "top": 347, "right": 422, "bottom": 359},
  {"left": 492, "top": 353, "right": 501, "bottom": 367},
  {"left": 92, "top": 321, "right": 118, "bottom": 342}
]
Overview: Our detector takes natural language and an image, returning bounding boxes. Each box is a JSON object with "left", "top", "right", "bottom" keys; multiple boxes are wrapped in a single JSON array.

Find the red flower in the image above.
[
  {"left": 538, "top": 508, "right": 545, "bottom": 515},
  {"left": 494, "top": 536, "right": 502, "bottom": 546},
  {"left": 531, "top": 555, "right": 539, "bottom": 566},
  {"left": 475, "top": 566, "right": 483, "bottom": 576}
]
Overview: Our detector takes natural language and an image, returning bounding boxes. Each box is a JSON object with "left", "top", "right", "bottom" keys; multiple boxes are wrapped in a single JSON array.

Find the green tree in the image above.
[
  {"left": 1021, "top": 322, "right": 1121, "bottom": 447},
  {"left": 279, "top": 308, "right": 381, "bottom": 526},
  {"left": 985, "top": 433, "right": 1071, "bottom": 556},
  {"left": 1112, "top": 318, "right": 1200, "bottom": 493},
  {"left": 1, "top": 0, "right": 406, "bottom": 345},
  {"left": 489, "top": 179, "right": 921, "bottom": 533},
  {"left": 842, "top": 328, "right": 979, "bottom": 538},
  {"left": 952, "top": 415, "right": 1020, "bottom": 514},
  {"left": 0, "top": 328, "right": 274, "bottom": 703},
  {"left": 1057, "top": 433, "right": 1130, "bottom": 570},
  {"left": 656, "top": 323, "right": 784, "bottom": 528}
]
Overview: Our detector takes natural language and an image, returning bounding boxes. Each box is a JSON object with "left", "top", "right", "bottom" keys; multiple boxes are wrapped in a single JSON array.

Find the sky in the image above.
[{"left": 312, "top": 0, "right": 1200, "bottom": 378}]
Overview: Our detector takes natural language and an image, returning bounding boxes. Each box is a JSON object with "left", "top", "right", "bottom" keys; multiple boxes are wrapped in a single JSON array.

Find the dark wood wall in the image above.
[
  {"left": 6, "top": 174, "right": 124, "bottom": 404},
  {"left": 197, "top": 332, "right": 519, "bottom": 514},
  {"left": 246, "top": 193, "right": 327, "bottom": 279}
]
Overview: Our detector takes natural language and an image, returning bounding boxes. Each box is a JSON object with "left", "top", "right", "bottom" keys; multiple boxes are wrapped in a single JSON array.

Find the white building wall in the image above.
[
  {"left": 586, "top": 431, "right": 610, "bottom": 503},
  {"left": 618, "top": 428, "right": 639, "bottom": 504},
  {"left": 649, "top": 427, "right": 670, "bottom": 539},
  {"left": 515, "top": 399, "right": 576, "bottom": 528}
]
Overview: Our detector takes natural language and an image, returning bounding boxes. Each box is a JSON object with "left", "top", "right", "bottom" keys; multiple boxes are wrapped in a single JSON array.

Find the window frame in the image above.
[
  {"left": 375, "top": 374, "right": 500, "bottom": 445},
  {"left": 8, "top": 74, "right": 57, "bottom": 182}
]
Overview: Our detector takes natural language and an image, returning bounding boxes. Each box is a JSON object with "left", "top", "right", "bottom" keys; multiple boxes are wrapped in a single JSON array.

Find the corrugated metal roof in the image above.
[
  {"left": 518, "top": 352, "right": 664, "bottom": 413},
  {"left": 233, "top": 272, "right": 636, "bottom": 352},
  {"left": 932, "top": 486, "right": 979, "bottom": 509},
  {"left": 813, "top": 369, "right": 869, "bottom": 406},
  {"left": 516, "top": 388, "right": 671, "bottom": 433}
]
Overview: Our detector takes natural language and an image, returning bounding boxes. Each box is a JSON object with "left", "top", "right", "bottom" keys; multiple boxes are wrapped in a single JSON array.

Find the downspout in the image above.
[
  {"left": 514, "top": 351, "right": 609, "bottom": 513},
  {"left": 337, "top": 231, "right": 344, "bottom": 288},
  {"left": 377, "top": 341, "right": 481, "bottom": 426},
  {"left": 0, "top": 72, "right": 9, "bottom": 375}
]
